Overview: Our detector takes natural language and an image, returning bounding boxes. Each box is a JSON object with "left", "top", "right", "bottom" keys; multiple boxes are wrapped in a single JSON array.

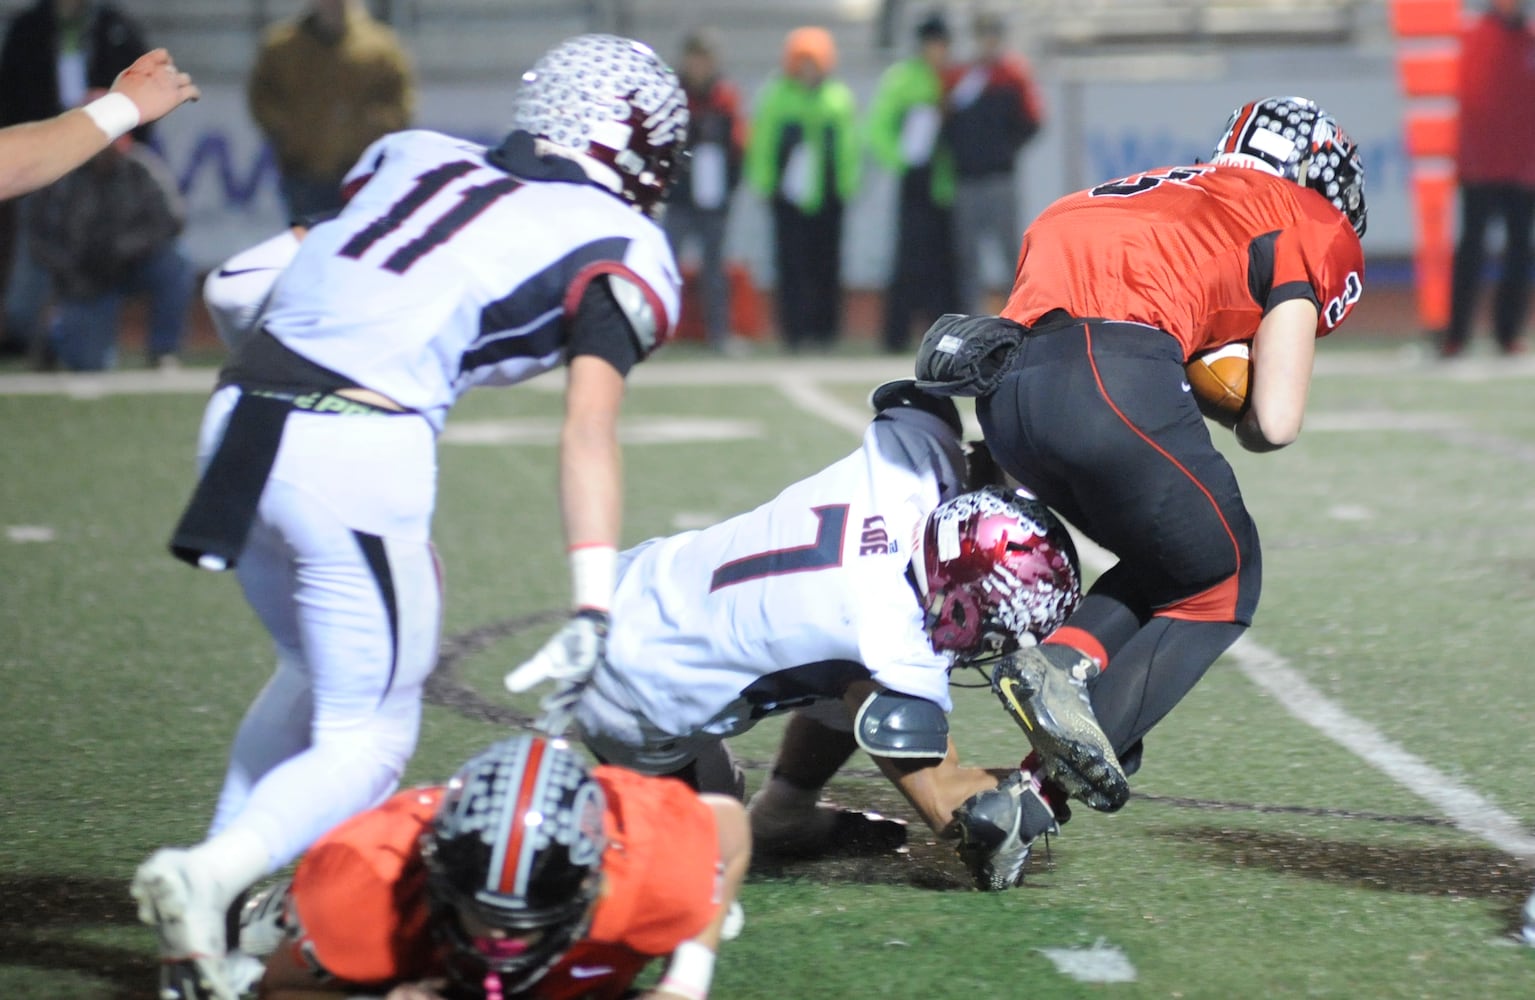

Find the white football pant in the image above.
[{"left": 198, "top": 387, "right": 442, "bottom": 869}]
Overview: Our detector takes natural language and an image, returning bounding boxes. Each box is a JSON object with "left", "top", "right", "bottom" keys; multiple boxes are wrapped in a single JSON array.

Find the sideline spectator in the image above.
[
  {"left": 944, "top": 8, "right": 1044, "bottom": 315},
  {"left": 745, "top": 27, "right": 860, "bottom": 352},
  {"left": 867, "top": 10, "right": 958, "bottom": 354},
  {"left": 0, "top": 0, "right": 152, "bottom": 360},
  {"left": 248, "top": 0, "right": 414, "bottom": 218},
  {"left": 665, "top": 28, "right": 747, "bottom": 354},
  {"left": 28, "top": 93, "right": 193, "bottom": 371},
  {"left": 1443, "top": 0, "right": 1535, "bottom": 358}
]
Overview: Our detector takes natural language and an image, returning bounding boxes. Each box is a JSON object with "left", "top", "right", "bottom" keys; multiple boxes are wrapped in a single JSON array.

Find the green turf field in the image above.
[{"left": 3, "top": 343, "right": 1534, "bottom": 999}]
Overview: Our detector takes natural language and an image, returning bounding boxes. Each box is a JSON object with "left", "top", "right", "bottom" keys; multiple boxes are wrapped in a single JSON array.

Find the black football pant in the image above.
[
  {"left": 772, "top": 198, "right": 844, "bottom": 349},
  {"left": 1447, "top": 182, "right": 1535, "bottom": 350},
  {"left": 883, "top": 167, "right": 959, "bottom": 353},
  {"left": 976, "top": 320, "right": 1260, "bottom": 756}
]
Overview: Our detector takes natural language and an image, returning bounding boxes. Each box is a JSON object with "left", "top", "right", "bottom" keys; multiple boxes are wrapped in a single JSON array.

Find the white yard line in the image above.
[
  {"left": 0, "top": 356, "right": 917, "bottom": 396},
  {"left": 11, "top": 343, "right": 1529, "bottom": 398},
  {"left": 781, "top": 377, "right": 1535, "bottom": 863}
]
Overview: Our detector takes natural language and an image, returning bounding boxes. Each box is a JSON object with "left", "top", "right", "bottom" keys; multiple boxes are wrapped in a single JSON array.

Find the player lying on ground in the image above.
[
  {"left": 912, "top": 95, "right": 1367, "bottom": 889},
  {"left": 505, "top": 381, "right": 1083, "bottom": 875},
  {"left": 131, "top": 34, "right": 691, "bottom": 1000},
  {"left": 242, "top": 734, "right": 749, "bottom": 1000}
]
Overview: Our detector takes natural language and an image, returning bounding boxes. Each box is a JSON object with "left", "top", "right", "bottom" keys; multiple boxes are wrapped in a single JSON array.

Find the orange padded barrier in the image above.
[
  {"left": 1411, "top": 167, "right": 1457, "bottom": 329},
  {"left": 1398, "top": 47, "right": 1459, "bottom": 97},
  {"left": 1391, "top": 0, "right": 1463, "bottom": 329},
  {"left": 1390, "top": 0, "right": 1464, "bottom": 38},
  {"left": 1405, "top": 108, "right": 1457, "bottom": 157}
]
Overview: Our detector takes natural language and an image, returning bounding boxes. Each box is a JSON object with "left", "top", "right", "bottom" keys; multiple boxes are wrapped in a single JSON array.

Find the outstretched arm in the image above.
[
  {"left": 0, "top": 49, "right": 198, "bottom": 201},
  {"left": 643, "top": 796, "right": 752, "bottom": 1000},
  {"left": 842, "top": 679, "right": 1006, "bottom": 834},
  {"left": 872, "top": 737, "right": 1011, "bottom": 835},
  {"left": 502, "top": 351, "right": 627, "bottom": 728},
  {"left": 560, "top": 353, "right": 626, "bottom": 576}
]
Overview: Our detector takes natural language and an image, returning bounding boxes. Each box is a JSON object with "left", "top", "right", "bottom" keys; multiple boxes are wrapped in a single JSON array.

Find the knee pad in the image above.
[{"left": 691, "top": 741, "right": 747, "bottom": 801}]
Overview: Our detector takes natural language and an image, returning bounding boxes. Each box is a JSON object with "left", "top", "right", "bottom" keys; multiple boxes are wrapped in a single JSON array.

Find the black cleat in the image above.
[
  {"left": 952, "top": 770, "right": 1062, "bottom": 891},
  {"left": 990, "top": 645, "right": 1129, "bottom": 812}
]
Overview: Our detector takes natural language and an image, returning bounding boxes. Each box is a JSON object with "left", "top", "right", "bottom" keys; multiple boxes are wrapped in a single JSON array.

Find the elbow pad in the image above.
[
  {"left": 600, "top": 272, "right": 664, "bottom": 358},
  {"left": 854, "top": 689, "right": 949, "bottom": 759}
]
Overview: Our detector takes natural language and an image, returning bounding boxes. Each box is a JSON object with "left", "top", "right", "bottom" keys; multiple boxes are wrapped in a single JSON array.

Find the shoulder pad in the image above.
[
  {"left": 854, "top": 689, "right": 949, "bottom": 759},
  {"left": 914, "top": 313, "right": 1028, "bottom": 397},
  {"left": 599, "top": 271, "right": 663, "bottom": 357}
]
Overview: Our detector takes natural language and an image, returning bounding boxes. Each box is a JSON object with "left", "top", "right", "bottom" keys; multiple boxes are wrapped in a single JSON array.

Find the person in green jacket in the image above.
[
  {"left": 745, "top": 26, "right": 860, "bottom": 351},
  {"left": 866, "top": 10, "right": 959, "bottom": 353}
]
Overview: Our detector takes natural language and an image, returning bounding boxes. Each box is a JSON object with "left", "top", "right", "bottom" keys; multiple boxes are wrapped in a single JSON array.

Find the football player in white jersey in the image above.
[
  {"left": 130, "top": 35, "right": 689, "bottom": 1000},
  {"left": 507, "top": 381, "right": 1084, "bottom": 874}
]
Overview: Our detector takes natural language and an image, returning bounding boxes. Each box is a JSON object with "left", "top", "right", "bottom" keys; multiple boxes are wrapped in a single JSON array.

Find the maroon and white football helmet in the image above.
[
  {"left": 510, "top": 34, "right": 689, "bottom": 218},
  {"left": 913, "top": 486, "right": 1082, "bottom": 659}
]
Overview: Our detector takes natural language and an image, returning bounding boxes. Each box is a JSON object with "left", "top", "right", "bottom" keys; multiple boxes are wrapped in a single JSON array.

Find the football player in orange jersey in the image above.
[
  {"left": 916, "top": 96, "right": 1366, "bottom": 889},
  {"left": 246, "top": 734, "right": 749, "bottom": 1000}
]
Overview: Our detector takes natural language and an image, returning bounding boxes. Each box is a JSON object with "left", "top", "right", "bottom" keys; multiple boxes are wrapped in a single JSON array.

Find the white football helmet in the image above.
[{"left": 510, "top": 34, "right": 689, "bottom": 218}]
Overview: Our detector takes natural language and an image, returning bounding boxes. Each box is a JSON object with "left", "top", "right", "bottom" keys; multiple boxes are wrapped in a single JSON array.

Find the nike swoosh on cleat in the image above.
[
  {"left": 215, "top": 267, "right": 278, "bottom": 278},
  {"left": 996, "top": 677, "right": 1033, "bottom": 731},
  {"left": 570, "top": 966, "right": 613, "bottom": 979}
]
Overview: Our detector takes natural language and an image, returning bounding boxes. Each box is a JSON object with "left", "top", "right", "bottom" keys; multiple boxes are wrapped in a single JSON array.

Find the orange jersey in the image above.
[
  {"left": 1000, "top": 164, "right": 1364, "bottom": 358},
  {"left": 283, "top": 767, "right": 721, "bottom": 999}
]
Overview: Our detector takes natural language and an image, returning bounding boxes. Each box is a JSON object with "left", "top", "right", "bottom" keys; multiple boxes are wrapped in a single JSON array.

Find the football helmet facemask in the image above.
[
  {"left": 1211, "top": 95, "right": 1367, "bottom": 236},
  {"left": 422, "top": 736, "right": 608, "bottom": 995},
  {"left": 913, "top": 486, "right": 1082, "bottom": 660},
  {"left": 509, "top": 34, "right": 689, "bottom": 219}
]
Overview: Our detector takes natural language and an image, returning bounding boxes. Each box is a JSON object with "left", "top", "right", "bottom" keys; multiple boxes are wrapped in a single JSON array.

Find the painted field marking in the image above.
[
  {"left": 778, "top": 377, "right": 1535, "bottom": 864},
  {"left": 6, "top": 525, "right": 56, "bottom": 543},
  {"left": 1036, "top": 940, "right": 1139, "bottom": 983},
  {"left": 441, "top": 416, "right": 762, "bottom": 446}
]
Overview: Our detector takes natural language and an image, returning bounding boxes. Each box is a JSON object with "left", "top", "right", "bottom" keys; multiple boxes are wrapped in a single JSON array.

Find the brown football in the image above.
[{"left": 1186, "top": 341, "right": 1251, "bottom": 419}]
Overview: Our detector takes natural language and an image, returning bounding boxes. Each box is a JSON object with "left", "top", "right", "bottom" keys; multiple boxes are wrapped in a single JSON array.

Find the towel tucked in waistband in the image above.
[{"left": 168, "top": 390, "right": 293, "bottom": 571}]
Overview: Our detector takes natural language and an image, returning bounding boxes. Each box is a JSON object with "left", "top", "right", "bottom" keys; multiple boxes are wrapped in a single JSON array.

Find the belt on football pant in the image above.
[
  {"left": 242, "top": 385, "right": 410, "bottom": 415},
  {"left": 166, "top": 383, "right": 410, "bottom": 572}
]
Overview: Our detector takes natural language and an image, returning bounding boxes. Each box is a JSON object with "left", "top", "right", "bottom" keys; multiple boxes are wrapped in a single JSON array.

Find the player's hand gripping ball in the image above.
[{"left": 1186, "top": 341, "right": 1251, "bottom": 423}]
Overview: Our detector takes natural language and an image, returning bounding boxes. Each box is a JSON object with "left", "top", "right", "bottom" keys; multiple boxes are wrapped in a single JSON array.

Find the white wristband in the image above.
[
  {"left": 82, "top": 92, "right": 140, "bottom": 142},
  {"left": 569, "top": 544, "right": 616, "bottom": 612},
  {"left": 656, "top": 940, "right": 715, "bottom": 1000}
]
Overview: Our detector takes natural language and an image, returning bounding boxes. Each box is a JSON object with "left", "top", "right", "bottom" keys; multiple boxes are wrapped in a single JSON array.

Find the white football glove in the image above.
[{"left": 504, "top": 609, "right": 609, "bottom": 735}]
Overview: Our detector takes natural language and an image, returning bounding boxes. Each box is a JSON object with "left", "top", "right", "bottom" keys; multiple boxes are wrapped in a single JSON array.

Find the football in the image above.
[{"left": 1185, "top": 341, "right": 1251, "bottom": 420}]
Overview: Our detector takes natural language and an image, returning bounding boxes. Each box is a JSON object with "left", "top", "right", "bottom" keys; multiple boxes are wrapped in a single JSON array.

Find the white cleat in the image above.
[{"left": 131, "top": 849, "right": 238, "bottom": 1000}]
